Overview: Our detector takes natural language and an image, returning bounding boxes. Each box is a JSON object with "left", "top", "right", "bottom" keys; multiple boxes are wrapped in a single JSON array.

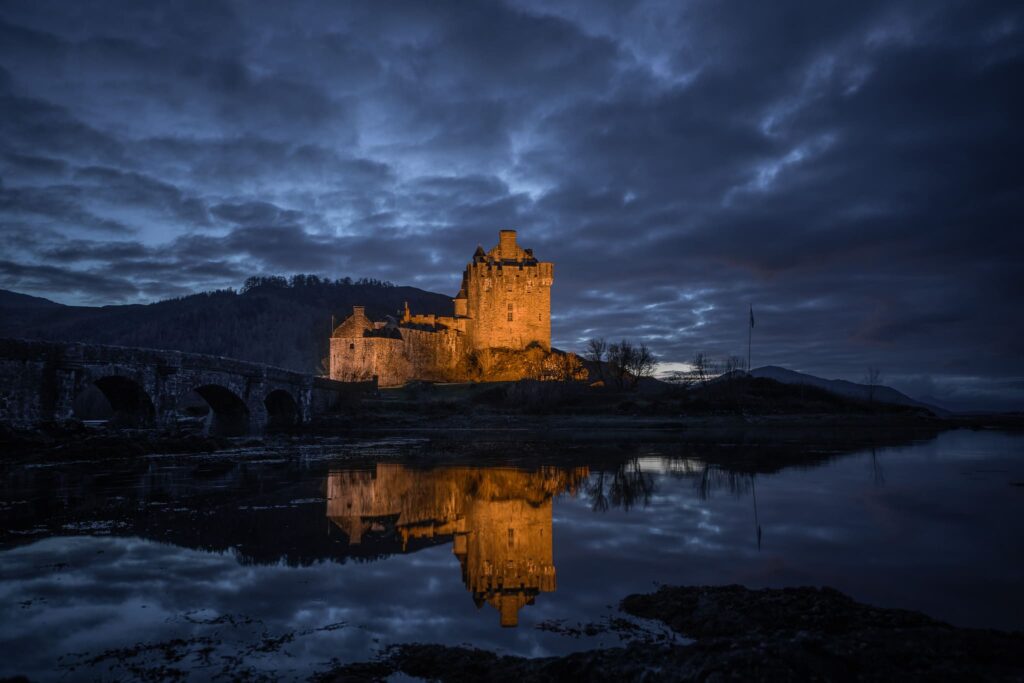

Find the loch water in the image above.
[{"left": 1, "top": 429, "right": 1022, "bottom": 681}]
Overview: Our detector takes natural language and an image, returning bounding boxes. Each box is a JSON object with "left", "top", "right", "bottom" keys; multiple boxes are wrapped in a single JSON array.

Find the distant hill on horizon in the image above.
[
  {"left": 0, "top": 286, "right": 981, "bottom": 414},
  {"left": 751, "top": 365, "right": 951, "bottom": 416},
  {"left": 0, "top": 277, "right": 453, "bottom": 374}
]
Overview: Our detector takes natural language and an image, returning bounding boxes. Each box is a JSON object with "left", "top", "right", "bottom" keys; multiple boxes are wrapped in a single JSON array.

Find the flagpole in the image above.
[{"left": 747, "top": 305, "right": 752, "bottom": 373}]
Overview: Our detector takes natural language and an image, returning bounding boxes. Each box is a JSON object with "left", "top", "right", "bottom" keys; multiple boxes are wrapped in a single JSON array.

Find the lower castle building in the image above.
[{"left": 330, "top": 230, "right": 563, "bottom": 386}]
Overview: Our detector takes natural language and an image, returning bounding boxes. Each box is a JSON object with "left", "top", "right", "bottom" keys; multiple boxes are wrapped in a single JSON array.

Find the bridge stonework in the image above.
[{"left": 0, "top": 338, "right": 375, "bottom": 434}]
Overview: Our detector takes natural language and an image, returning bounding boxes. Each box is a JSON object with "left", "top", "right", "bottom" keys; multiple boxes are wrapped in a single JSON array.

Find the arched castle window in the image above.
[{"left": 507, "top": 303, "right": 514, "bottom": 322}]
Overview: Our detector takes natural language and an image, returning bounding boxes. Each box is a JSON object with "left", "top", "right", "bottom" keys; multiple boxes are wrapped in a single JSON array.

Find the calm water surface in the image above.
[{"left": 1, "top": 429, "right": 1022, "bottom": 681}]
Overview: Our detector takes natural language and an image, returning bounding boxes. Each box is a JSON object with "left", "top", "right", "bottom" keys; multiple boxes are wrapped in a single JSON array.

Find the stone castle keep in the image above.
[{"left": 330, "top": 230, "right": 558, "bottom": 386}]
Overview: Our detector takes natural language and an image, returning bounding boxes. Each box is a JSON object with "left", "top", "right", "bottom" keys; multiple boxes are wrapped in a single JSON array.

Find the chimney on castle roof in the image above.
[{"left": 499, "top": 229, "right": 517, "bottom": 259}]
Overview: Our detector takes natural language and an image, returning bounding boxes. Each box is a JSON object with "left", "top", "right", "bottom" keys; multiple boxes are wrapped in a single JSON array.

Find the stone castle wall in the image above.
[
  {"left": 330, "top": 326, "right": 466, "bottom": 387},
  {"left": 465, "top": 260, "right": 552, "bottom": 352},
  {"left": 330, "top": 336, "right": 408, "bottom": 386}
]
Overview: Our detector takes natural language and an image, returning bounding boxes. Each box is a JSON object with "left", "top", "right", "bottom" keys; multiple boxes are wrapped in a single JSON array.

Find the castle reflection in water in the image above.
[{"left": 326, "top": 464, "right": 588, "bottom": 627}]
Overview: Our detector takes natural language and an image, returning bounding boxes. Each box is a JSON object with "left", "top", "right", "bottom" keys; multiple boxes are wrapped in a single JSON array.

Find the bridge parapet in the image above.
[{"left": 0, "top": 338, "right": 376, "bottom": 433}]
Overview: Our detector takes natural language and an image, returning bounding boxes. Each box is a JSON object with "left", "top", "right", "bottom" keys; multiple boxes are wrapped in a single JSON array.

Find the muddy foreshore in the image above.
[{"left": 319, "top": 584, "right": 1024, "bottom": 682}]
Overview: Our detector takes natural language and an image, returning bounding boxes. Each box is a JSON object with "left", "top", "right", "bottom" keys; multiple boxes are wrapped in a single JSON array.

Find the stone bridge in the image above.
[{"left": 0, "top": 338, "right": 376, "bottom": 435}]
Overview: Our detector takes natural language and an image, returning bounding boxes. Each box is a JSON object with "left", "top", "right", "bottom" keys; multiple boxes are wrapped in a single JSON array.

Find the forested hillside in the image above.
[{"left": 0, "top": 276, "right": 453, "bottom": 373}]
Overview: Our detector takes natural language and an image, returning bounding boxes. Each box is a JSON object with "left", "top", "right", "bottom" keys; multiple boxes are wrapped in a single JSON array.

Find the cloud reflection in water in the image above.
[{"left": 0, "top": 430, "right": 1022, "bottom": 680}]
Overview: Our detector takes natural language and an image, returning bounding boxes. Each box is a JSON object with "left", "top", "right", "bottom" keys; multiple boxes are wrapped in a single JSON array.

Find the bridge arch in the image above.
[
  {"left": 264, "top": 389, "right": 299, "bottom": 431},
  {"left": 74, "top": 374, "right": 155, "bottom": 426},
  {"left": 191, "top": 384, "right": 251, "bottom": 436}
]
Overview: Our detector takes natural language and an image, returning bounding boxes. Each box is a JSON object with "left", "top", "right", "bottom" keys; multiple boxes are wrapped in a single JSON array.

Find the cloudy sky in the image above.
[{"left": 0, "top": 0, "right": 1021, "bottom": 409}]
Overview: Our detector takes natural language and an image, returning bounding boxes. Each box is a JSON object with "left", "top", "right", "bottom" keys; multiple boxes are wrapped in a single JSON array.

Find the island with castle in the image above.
[{"left": 329, "top": 230, "right": 582, "bottom": 386}]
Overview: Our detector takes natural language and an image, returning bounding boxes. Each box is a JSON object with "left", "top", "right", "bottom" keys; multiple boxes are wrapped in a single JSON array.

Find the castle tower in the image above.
[{"left": 464, "top": 230, "right": 553, "bottom": 351}]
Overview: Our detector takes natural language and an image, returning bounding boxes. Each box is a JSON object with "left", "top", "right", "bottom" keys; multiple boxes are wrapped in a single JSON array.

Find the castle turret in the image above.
[{"left": 453, "top": 288, "right": 468, "bottom": 317}]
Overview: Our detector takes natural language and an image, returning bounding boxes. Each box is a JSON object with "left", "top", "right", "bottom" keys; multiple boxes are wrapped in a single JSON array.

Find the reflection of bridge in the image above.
[
  {"left": 0, "top": 338, "right": 375, "bottom": 434},
  {"left": 326, "top": 464, "right": 588, "bottom": 627}
]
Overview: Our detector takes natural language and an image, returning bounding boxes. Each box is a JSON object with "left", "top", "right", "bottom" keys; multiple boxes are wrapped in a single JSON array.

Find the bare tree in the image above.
[
  {"left": 587, "top": 470, "right": 610, "bottom": 512},
  {"left": 585, "top": 337, "right": 607, "bottom": 384},
  {"left": 607, "top": 340, "right": 633, "bottom": 389},
  {"left": 692, "top": 352, "right": 712, "bottom": 386},
  {"left": 863, "top": 366, "right": 883, "bottom": 404},
  {"left": 596, "top": 339, "right": 659, "bottom": 389},
  {"left": 628, "top": 343, "right": 657, "bottom": 387}
]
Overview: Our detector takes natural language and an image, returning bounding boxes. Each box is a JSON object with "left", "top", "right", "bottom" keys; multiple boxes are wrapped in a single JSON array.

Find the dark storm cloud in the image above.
[
  {"left": 0, "top": 92, "right": 126, "bottom": 163},
  {"left": 0, "top": 259, "right": 143, "bottom": 301},
  {"left": 0, "top": 0, "right": 1021, "bottom": 408},
  {"left": 0, "top": 185, "right": 135, "bottom": 234},
  {"left": 210, "top": 201, "right": 304, "bottom": 227},
  {"left": 1, "top": 152, "right": 68, "bottom": 178},
  {"left": 72, "top": 166, "right": 211, "bottom": 227}
]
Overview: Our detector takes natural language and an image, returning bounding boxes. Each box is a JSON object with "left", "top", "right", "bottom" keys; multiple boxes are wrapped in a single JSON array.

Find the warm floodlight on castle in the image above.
[{"left": 330, "top": 230, "right": 555, "bottom": 386}]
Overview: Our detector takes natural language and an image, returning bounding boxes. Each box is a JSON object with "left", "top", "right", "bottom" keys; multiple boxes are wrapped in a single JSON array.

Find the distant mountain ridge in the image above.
[
  {"left": 0, "top": 278, "right": 454, "bottom": 374},
  {"left": 0, "top": 289, "right": 64, "bottom": 310},
  {"left": 751, "top": 365, "right": 950, "bottom": 415}
]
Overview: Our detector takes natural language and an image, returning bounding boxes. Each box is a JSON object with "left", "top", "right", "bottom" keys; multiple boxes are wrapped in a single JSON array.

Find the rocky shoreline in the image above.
[{"left": 319, "top": 585, "right": 1024, "bottom": 682}]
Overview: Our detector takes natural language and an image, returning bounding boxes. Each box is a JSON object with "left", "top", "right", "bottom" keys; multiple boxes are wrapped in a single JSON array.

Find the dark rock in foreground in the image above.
[{"left": 319, "top": 585, "right": 1024, "bottom": 682}]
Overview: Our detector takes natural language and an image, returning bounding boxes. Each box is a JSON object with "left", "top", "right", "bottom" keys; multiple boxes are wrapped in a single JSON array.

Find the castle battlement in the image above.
[
  {"left": 466, "top": 261, "right": 553, "bottom": 280},
  {"left": 329, "top": 230, "right": 555, "bottom": 386}
]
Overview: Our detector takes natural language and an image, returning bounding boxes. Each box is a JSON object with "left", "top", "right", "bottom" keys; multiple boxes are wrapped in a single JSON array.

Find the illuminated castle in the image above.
[
  {"left": 329, "top": 230, "right": 557, "bottom": 386},
  {"left": 325, "top": 464, "right": 587, "bottom": 627}
]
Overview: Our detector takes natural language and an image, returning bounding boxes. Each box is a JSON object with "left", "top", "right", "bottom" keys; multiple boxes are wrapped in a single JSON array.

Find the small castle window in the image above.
[
  {"left": 349, "top": 343, "right": 355, "bottom": 350},
  {"left": 507, "top": 303, "right": 513, "bottom": 322}
]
